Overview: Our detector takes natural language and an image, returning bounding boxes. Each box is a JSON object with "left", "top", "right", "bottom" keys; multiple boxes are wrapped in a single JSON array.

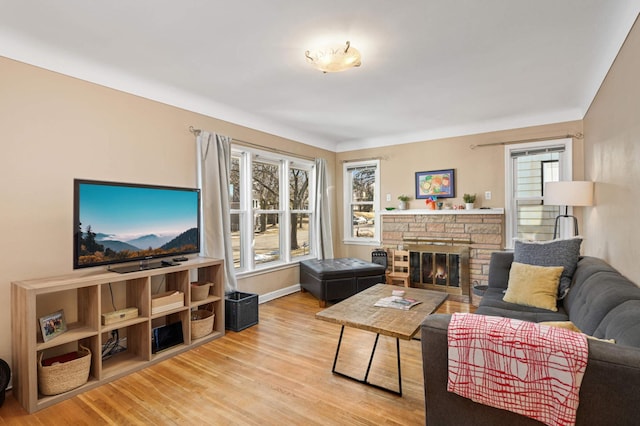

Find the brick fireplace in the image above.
[{"left": 380, "top": 209, "right": 504, "bottom": 301}]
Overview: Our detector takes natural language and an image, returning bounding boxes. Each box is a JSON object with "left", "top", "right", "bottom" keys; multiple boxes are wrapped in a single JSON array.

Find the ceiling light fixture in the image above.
[{"left": 305, "top": 41, "right": 362, "bottom": 73}]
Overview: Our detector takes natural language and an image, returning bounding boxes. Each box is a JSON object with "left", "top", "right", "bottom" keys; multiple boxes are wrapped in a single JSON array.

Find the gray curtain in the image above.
[
  {"left": 197, "top": 131, "right": 238, "bottom": 293},
  {"left": 314, "top": 158, "right": 334, "bottom": 259}
]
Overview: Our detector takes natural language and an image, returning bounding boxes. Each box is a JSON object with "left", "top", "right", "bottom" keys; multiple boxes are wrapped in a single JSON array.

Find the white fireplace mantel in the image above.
[{"left": 379, "top": 208, "right": 504, "bottom": 216}]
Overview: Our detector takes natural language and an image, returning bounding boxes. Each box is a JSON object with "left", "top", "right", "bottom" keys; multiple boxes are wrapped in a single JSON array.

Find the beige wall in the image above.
[
  {"left": 336, "top": 121, "right": 583, "bottom": 260},
  {"left": 0, "top": 56, "right": 334, "bottom": 368},
  {"left": 4, "top": 12, "right": 637, "bottom": 374},
  {"left": 583, "top": 16, "right": 640, "bottom": 283}
]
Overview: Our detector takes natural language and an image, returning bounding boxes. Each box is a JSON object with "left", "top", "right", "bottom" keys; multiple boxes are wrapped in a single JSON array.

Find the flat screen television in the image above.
[{"left": 74, "top": 179, "right": 201, "bottom": 272}]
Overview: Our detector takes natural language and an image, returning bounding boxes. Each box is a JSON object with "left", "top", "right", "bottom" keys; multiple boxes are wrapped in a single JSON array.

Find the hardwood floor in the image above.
[{"left": 1, "top": 291, "right": 474, "bottom": 425}]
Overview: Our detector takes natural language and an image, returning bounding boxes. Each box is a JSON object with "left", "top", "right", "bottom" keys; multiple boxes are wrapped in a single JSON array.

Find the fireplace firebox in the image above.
[{"left": 405, "top": 241, "right": 470, "bottom": 297}]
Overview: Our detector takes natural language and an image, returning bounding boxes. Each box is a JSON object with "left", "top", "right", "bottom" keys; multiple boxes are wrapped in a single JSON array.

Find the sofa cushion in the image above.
[
  {"left": 592, "top": 300, "right": 640, "bottom": 347},
  {"left": 514, "top": 237, "right": 582, "bottom": 299},
  {"left": 570, "top": 256, "right": 620, "bottom": 286},
  {"left": 476, "top": 288, "right": 569, "bottom": 322},
  {"left": 487, "top": 251, "right": 514, "bottom": 290},
  {"left": 563, "top": 270, "right": 640, "bottom": 335},
  {"left": 503, "top": 262, "right": 563, "bottom": 311}
]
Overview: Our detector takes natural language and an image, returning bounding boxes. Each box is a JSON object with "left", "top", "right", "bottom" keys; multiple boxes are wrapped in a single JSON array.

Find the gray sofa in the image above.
[{"left": 421, "top": 252, "right": 640, "bottom": 425}]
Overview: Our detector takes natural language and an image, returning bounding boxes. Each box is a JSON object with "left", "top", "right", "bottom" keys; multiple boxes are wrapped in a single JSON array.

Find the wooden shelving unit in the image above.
[{"left": 11, "top": 257, "right": 224, "bottom": 413}]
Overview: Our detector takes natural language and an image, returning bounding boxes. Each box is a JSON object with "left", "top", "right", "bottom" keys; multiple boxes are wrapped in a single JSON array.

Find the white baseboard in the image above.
[{"left": 257, "top": 284, "right": 301, "bottom": 304}]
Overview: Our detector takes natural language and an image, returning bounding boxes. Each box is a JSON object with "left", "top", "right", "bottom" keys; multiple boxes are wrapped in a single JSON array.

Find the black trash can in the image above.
[
  {"left": 225, "top": 292, "right": 259, "bottom": 332},
  {"left": 0, "top": 358, "right": 10, "bottom": 407},
  {"left": 471, "top": 284, "right": 488, "bottom": 307}
]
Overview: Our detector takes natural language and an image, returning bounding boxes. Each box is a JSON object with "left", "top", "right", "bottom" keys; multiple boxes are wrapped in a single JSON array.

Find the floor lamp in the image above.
[{"left": 544, "top": 181, "right": 594, "bottom": 239}]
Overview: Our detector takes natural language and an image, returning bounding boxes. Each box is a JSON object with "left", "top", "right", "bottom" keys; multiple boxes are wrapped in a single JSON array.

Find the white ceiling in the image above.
[{"left": 1, "top": 1, "right": 639, "bottom": 152}]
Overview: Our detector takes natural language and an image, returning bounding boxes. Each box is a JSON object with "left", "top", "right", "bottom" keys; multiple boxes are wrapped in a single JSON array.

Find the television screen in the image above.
[{"left": 74, "top": 179, "right": 201, "bottom": 271}]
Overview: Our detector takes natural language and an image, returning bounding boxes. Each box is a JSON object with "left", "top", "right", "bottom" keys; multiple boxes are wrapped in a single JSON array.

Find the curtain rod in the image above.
[
  {"left": 469, "top": 132, "right": 583, "bottom": 150},
  {"left": 189, "top": 126, "right": 316, "bottom": 161},
  {"left": 341, "top": 156, "right": 388, "bottom": 163}
]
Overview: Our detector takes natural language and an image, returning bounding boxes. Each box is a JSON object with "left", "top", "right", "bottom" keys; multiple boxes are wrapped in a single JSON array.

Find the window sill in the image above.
[
  {"left": 235, "top": 256, "right": 314, "bottom": 279},
  {"left": 342, "top": 239, "right": 381, "bottom": 246}
]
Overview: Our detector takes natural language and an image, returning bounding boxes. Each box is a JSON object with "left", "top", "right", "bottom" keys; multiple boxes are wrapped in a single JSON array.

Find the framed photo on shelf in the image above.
[
  {"left": 39, "top": 309, "right": 67, "bottom": 342},
  {"left": 415, "top": 169, "right": 455, "bottom": 199}
]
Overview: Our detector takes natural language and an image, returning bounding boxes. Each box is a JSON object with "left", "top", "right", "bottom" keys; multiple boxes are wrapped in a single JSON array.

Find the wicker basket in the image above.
[
  {"left": 190, "top": 282, "right": 212, "bottom": 302},
  {"left": 191, "top": 309, "right": 214, "bottom": 339},
  {"left": 38, "top": 345, "right": 91, "bottom": 396}
]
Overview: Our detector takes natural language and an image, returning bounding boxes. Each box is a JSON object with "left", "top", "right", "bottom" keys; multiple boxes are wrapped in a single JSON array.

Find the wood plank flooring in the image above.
[{"left": 1, "top": 291, "right": 474, "bottom": 425}]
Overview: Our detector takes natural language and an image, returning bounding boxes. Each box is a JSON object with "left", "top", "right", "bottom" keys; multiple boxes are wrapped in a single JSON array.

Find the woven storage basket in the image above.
[
  {"left": 38, "top": 345, "right": 91, "bottom": 396},
  {"left": 190, "top": 282, "right": 212, "bottom": 302},
  {"left": 191, "top": 309, "right": 214, "bottom": 339}
]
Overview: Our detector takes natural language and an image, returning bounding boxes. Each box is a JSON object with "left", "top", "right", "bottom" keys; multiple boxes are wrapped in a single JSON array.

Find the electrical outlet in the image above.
[
  {"left": 386, "top": 193, "right": 391, "bottom": 202},
  {"left": 485, "top": 191, "right": 492, "bottom": 200}
]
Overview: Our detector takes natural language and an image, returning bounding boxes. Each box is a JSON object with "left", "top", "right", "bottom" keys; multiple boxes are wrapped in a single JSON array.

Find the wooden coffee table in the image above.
[{"left": 316, "top": 284, "right": 448, "bottom": 395}]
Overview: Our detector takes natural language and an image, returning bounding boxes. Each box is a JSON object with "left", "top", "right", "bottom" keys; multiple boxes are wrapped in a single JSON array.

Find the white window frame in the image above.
[
  {"left": 343, "top": 159, "right": 380, "bottom": 245},
  {"left": 504, "top": 138, "right": 573, "bottom": 248},
  {"left": 231, "top": 146, "right": 315, "bottom": 274}
]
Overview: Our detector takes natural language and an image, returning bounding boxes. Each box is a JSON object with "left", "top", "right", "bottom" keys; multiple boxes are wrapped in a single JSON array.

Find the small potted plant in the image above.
[
  {"left": 463, "top": 193, "right": 476, "bottom": 210},
  {"left": 397, "top": 195, "right": 410, "bottom": 210}
]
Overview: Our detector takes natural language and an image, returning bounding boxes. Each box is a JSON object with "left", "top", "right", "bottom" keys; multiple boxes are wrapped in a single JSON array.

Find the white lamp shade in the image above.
[{"left": 544, "top": 181, "right": 594, "bottom": 206}]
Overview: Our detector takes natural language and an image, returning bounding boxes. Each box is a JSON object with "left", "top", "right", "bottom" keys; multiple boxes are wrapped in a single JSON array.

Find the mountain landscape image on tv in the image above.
[{"left": 74, "top": 179, "right": 200, "bottom": 269}]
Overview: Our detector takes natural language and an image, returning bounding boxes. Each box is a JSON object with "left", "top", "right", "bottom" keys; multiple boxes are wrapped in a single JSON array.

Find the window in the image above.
[
  {"left": 230, "top": 147, "right": 315, "bottom": 272},
  {"left": 505, "top": 139, "right": 572, "bottom": 246},
  {"left": 343, "top": 160, "right": 380, "bottom": 244}
]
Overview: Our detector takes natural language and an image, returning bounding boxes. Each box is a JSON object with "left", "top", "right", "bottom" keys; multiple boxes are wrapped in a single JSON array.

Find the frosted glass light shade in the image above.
[
  {"left": 544, "top": 181, "right": 594, "bottom": 206},
  {"left": 305, "top": 41, "right": 362, "bottom": 73}
]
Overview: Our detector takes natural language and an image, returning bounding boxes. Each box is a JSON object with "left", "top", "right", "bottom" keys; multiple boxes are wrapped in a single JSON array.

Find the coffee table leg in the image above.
[
  {"left": 331, "top": 325, "right": 402, "bottom": 396},
  {"left": 363, "top": 333, "right": 380, "bottom": 383},
  {"left": 395, "top": 337, "right": 402, "bottom": 395},
  {"left": 331, "top": 326, "right": 346, "bottom": 373}
]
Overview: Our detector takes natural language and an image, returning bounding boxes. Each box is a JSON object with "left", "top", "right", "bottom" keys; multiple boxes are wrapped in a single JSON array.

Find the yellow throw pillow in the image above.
[
  {"left": 540, "top": 321, "right": 582, "bottom": 333},
  {"left": 503, "top": 262, "right": 564, "bottom": 311},
  {"left": 539, "top": 321, "right": 616, "bottom": 343}
]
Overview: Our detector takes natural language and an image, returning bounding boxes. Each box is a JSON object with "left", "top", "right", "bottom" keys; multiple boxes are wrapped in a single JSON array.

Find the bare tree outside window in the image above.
[
  {"left": 290, "top": 167, "right": 310, "bottom": 258},
  {"left": 345, "top": 164, "right": 377, "bottom": 239},
  {"left": 230, "top": 148, "right": 315, "bottom": 271},
  {"left": 230, "top": 156, "right": 242, "bottom": 268},
  {"left": 252, "top": 160, "right": 280, "bottom": 263}
]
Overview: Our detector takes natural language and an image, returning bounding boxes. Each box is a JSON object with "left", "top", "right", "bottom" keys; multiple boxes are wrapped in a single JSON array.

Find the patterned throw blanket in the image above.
[{"left": 447, "top": 313, "right": 588, "bottom": 426}]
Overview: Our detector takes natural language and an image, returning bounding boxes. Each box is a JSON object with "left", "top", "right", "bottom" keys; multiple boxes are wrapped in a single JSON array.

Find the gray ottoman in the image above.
[{"left": 300, "top": 258, "right": 386, "bottom": 307}]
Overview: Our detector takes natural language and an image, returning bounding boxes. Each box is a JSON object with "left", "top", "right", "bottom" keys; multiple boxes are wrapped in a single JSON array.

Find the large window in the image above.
[
  {"left": 343, "top": 160, "right": 380, "bottom": 244},
  {"left": 505, "top": 139, "right": 572, "bottom": 246},
  {"left": 230, "top": 147, "right": 315, "bottom": 272}
]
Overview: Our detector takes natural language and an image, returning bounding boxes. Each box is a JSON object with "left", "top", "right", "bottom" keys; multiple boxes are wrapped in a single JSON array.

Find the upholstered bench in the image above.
[{"left": 300, "top": 258, "right": 386, "bottom": 307}]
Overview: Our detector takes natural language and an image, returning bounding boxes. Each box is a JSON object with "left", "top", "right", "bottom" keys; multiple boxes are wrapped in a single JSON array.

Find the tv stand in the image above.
[{"left": 11, "top": 257, "right": 224, "bottom": 413}]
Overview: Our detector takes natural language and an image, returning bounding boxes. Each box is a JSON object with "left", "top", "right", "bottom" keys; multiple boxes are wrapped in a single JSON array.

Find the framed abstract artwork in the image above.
[{"left": 415, "top": 169, "right": 455, "bottom": 199}]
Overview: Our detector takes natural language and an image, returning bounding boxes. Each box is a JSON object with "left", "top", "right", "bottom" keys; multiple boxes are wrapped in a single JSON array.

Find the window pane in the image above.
[
  {"left": 253, "top": 160, "right": 280, "bottom": 210},
  {"left": 350, "top": 167, "right": 375, "bottom": 202},
  {"left": 230, "top": 156, "right": 241, "bottom": 207},
  {"left": 516, "top": 200, "right": 559, "bottom": 241},
  {"left": 541, "top": 160, "right": 559, "bottom": 196},
  {"left": 290, "top": 213, "right": 311, "bottom": 259},
  {"left": 254, "top": 213, "right": 280, "bottom": 264},
  {"left": 351, "top": 205, "right": 374, "bottom": 238},
  {"left": 289, "top": 167, "right": 309, "bottom": 210},
  {"left": 514, "top": 151, "right": 561, "bottom": 241},
  {"left": 515, "top": 152, "right": 559, "bottom": 198},
  {"left": 230, "top": 213, "right": 242, "bottom": 268}
]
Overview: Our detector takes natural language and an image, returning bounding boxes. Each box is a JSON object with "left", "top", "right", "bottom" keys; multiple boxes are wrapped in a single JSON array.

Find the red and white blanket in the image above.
[{"left": 447, "top": 313, "right": 588, "bottom": 426}]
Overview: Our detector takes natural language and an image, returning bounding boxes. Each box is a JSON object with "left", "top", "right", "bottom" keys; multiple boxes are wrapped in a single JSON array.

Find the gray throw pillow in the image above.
[{"left": 513, "top": 237, "right": 582, "bottom": 299}]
